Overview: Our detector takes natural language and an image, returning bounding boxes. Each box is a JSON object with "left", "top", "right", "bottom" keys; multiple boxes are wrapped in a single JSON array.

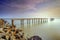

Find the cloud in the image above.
[
  {"left": 0, "top": 0, "right": 49, "bottom": 12},
  {"left": 0, "top": 0, "right": 60, "bottom": 15},
  {"left": 9, "top": 0, "right": 48, "bottom": 10}
]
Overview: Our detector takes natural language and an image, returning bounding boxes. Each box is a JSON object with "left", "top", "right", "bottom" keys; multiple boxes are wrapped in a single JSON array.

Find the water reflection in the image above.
[{"left": 12, "top": 18, "right": 48, "bottom": 29}]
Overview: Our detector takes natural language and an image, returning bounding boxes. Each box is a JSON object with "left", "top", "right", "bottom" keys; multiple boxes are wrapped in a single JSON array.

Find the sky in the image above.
[{"left": 0, "top": 0, "right": 60, "bottom": 18}]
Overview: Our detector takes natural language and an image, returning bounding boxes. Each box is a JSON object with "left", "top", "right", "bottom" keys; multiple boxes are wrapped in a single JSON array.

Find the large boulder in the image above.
[{"left": 28, "top": 36, "right": 42, "bottom": 40}]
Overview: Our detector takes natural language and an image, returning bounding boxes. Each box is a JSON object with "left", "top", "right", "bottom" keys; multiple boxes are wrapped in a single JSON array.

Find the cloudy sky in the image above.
[{"left": 0, "top": 0, "right": 60, "bottom": 18}]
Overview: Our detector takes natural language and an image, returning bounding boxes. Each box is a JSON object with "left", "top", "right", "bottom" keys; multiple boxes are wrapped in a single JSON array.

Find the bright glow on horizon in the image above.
[{"left": 32, "top": 10, "right": 51, "bottom": 18}]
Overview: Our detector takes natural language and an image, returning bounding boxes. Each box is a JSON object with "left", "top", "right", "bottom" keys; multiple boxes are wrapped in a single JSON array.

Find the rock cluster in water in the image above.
[{"left": 0, "top": 19, "right": 26, "bottom": 40}]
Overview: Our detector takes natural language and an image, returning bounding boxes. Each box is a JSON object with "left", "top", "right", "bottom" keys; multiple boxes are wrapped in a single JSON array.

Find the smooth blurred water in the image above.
[
  {"left": 22, "top": 19, "right": 60, "bottom": 40},
  {"left": 5, "top": 19, "right": 60, "bottom": 40}
]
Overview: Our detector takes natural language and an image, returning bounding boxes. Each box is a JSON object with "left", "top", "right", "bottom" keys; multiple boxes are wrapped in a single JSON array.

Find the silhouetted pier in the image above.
[{"left": 11, "top": 18, "right": 48, "bottom": 27}]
